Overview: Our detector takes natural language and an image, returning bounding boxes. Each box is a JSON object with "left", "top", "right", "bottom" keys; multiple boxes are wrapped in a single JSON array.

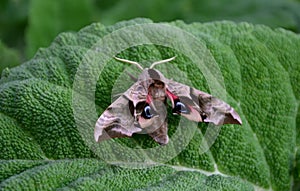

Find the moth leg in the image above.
[{"left": 148, "top": 121, "right": 169, "bottom": 145}]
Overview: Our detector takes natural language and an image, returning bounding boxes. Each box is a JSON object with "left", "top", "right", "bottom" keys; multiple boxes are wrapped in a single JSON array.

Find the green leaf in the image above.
[
  {"left": 0, "top": 18, "right": 299, "bottom": 190},
  {"left": 0, "top": 159, "right": 254, "bottom": 190},
  {"left": 25, "top": 0, "right": 93, "bottom": 58}
]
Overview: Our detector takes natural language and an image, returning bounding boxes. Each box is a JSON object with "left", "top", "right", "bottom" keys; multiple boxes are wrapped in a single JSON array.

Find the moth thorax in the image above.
[{"left": 149, "top": 80, "right": 166, "bottom": 101}]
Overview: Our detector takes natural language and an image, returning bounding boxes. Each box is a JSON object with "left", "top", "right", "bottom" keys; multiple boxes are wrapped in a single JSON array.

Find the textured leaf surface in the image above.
[
  {"left": 0, "top": 18, "right": 299, "bottom": 190},
  {"left": 0, "top": 159, "right": 254, "bottom": 191}
]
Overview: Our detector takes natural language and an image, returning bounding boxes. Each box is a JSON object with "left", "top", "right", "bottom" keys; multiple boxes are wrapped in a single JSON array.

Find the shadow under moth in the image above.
[{"left": 94, "top": 57, "right": 242, "bottom": 145}]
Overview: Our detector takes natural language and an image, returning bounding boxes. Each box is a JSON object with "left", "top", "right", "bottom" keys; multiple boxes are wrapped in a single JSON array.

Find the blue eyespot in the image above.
[
  {"left": 142, "top": 105, "right": 154, "bottom": 119},
  {"left": 173, "top": 100, "right": 189, "bottom": 114}
]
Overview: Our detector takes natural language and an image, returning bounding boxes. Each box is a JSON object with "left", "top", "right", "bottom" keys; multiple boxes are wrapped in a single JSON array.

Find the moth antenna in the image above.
[
  {"left": 114, "top": 57, "right": 144, "bottom": 70},
  {"left": 150, "top": 56, "right": 176, "bottom": 69}
]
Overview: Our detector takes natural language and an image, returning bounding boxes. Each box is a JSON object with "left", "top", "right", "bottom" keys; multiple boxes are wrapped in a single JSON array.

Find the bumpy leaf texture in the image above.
[{"left": 0, "top": 18, "right": 299, "bottom": 191}]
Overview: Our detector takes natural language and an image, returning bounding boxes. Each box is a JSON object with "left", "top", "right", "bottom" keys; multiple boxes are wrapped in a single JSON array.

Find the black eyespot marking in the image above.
[
  {"left": 200, "top": 113, "right": 207, "bottom": 120},
  {"left": 173, "top": 99, "right": 190, "bottom": 114},
  {"left": 141, "top": 104, "right": 156, "bottom": 119},
  {"left": 144, "top": 106, "right": 152, "bottom": 118},
  {"left": 128, "top": 100, "right": 134, "bottom": 116},
  {"left": 136, "top": 101, "right": 147, "bottom": 114},
  {"left": 175, "top": 102, "right": 188, "bottom": 113}
]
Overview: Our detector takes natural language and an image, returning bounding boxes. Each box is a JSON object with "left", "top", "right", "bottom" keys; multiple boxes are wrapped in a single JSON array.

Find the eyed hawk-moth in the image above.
[{"left": 94, "top": 57, "right": 242, "bottom": 145}]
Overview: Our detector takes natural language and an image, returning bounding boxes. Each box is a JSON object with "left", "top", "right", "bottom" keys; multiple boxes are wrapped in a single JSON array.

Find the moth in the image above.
[{"left": 94, "top": 57, "right": 242, "bottom": 145}]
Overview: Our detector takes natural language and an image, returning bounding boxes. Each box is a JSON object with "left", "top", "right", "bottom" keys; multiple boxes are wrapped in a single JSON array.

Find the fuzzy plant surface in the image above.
[{"left": 0, "top": 18, "right": 299, "bottom": 191}]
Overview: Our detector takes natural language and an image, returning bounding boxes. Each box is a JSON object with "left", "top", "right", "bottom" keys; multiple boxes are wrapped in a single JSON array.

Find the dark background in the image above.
[{"left": 1, "top": 0, "right": 300, "bottom": 69}]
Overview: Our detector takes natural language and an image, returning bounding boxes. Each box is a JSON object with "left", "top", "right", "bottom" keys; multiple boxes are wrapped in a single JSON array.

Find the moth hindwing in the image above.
[{"left": 94, "top": 57, "right": 242, "bottom": 145}]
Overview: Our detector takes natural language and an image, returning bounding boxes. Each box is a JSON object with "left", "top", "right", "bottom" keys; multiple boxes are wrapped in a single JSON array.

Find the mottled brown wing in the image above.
[
  {"left": 166, "top": 80, "right": 242, "bottom": 126},
  {"left": 94, "top": 94, "right": 142, "bottom": 142},
  {"left": 148, "top": 121, "right": 169, "bottom": 145}
]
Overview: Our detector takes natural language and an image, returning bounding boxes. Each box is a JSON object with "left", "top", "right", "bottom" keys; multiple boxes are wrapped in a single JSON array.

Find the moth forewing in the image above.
[
  {"left": 94, "top": 94, "right": 141, "bottom": 142},
  {"left": 192, "top": 89, "right": 242, "bottom": 125},
  {"left": 94, "top": 57, "right": 242, "bottom": 144},
  {"left": 148, "top": 121, "right": 169, "bottom": 145}
]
